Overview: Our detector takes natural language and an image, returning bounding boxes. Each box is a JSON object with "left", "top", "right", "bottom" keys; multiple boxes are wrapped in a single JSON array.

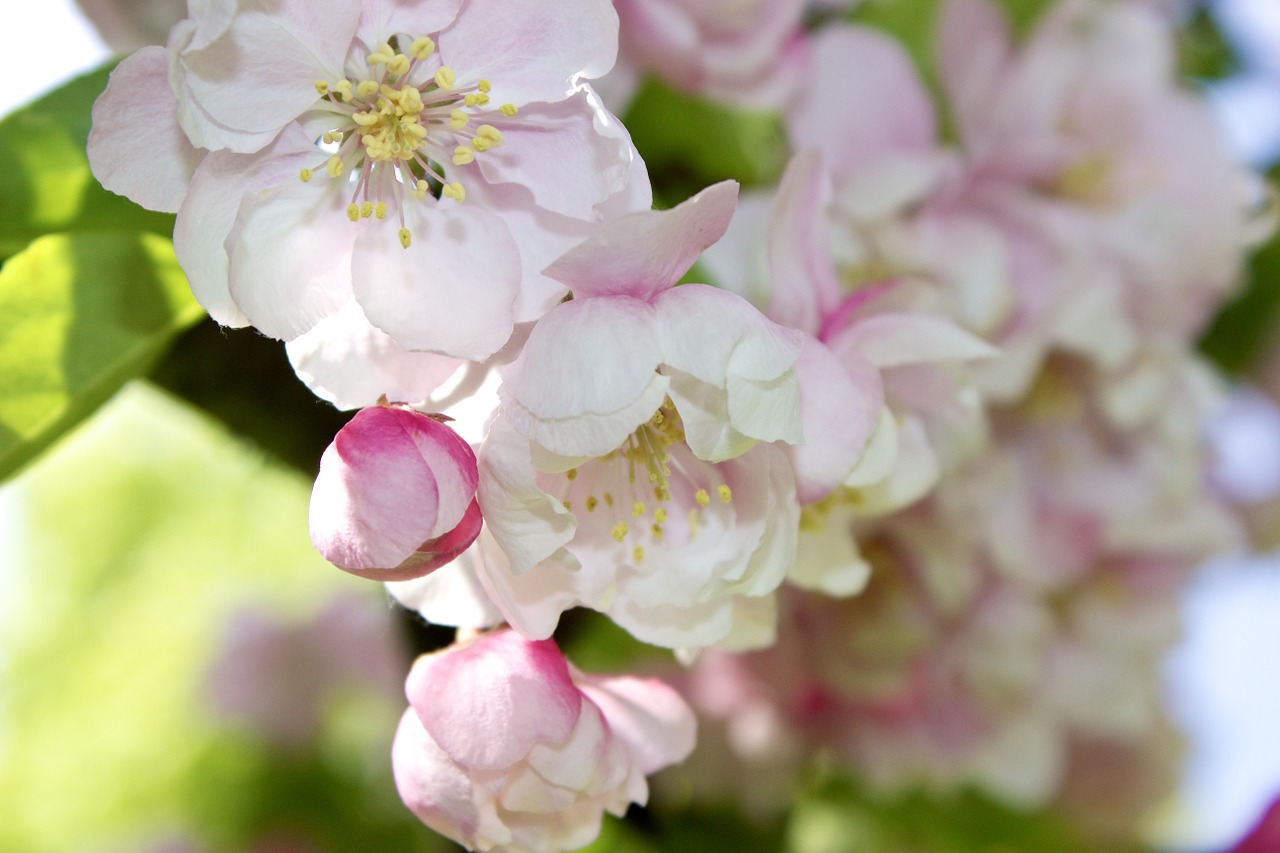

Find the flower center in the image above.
[
  {"left": 299, "top": 35, "right": 520, "bottom": 247},
  {"left": 542, "top": 403, "right": 735, "bottom": 565}
]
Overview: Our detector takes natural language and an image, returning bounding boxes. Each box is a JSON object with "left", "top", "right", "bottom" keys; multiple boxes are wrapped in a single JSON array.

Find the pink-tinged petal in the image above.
[
  {"left": 578, "top": 675, "right": 697, "bottom": 775},
  {"left": 1231, "top": 795, "right": 1280, "bottom": 853},
  {"left": 767, "top": 150, "right": 840, "bottom": 335},
  {"left": 406, "top": 631, "right": 582, "bottom": 769},
  {"left": 226, "top": 182, "right": 355, "bottom": 339},
  {"left": 543, "top": 181, "right": 738, "bottom": 301},
  {"left": 473, "top": 532, "right": 583, "bottom": 641},
  {"left": 828, "top": 312, "right": 998, "bottom": 369},
  {"left": 501, "top": 296, "right": 664, "bottom": 450},
  {"left": 352, "top": 203, "right": 520, "bottom": 361},
  {"left": 791, "top": 512, "right": 872, "bottom": 597},
  {"left": 477, "top": 417, "right": 578, "bottom": 576},
  {"left": 88, "top": 46, "right": 204, "bottom": 213},
  {"left": 286, "top": 300, "right": 464, "bottom": 410},
  {"left": 937, "top": 0, "right": 1012, "bottom": 147},
  {"left": 309, "top": 406, "right": 479, "bottom": 579},
  {"left": 437, "top": 0, "right": 619, "bottom": 105},
  {"left": 521, "top": 699, "right": 611, "bottom": 796},
  {"left": 505, "top": 371, "right": 672, "bottom": 460},
  {"left": 787, "top": 26, "right": 935, "bottom": 182},
  {"left": 789, "top": 337, "right": 883, "bottom": 504},
  {"left": 391, "top": 709, "right": 482, "bottom": 846},
  {"left": 851, "top": 415, "right": 939, "bottom": 514},
  {"left": 656, "top": 285, "right": 804, "bottom": 456},
  {"left": 842, "top": 406, "right": 897, "bottom": 488},
  {"left": 175, "top": 124, "right": 318, "bottom": 327},
  {"left": 657, "top": 285, "right": 802, "bottom": 387},
  {"left": 475, "top": 89, "right": 642, "bottom": 221},
  {"left": 358, "top": 0, "right": 461, "bottom": 45},
  {"left": 386, "top": 553, "right": 505, "bottom": 629},
  {"left": 177, "top": 0, "right": 357, "bottom": 144}
]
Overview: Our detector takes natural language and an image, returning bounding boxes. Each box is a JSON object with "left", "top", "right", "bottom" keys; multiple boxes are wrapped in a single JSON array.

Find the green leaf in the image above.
[
  {"left": 0, "top": 232, "right": 204, "bottom": 481},
  {"left": 0, "top": 63, "right": 175, "bottom": 261},
  {"left": 622, "top": 78, "right": 789, "bottom": 206}
]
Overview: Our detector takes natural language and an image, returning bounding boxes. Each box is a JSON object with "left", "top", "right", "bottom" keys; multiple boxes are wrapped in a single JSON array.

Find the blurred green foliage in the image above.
[
  {"left": 623, "top": 78, "right": 790, "bottom": 207},
  {"left": 0, "top": 232, "right": 203, "bottom": 481},
  {"left": 0, "top": 64, "right": 174, "bottom": 262},
  {"left": 0, "top": 383, "right": 451, "bottom": 853}
]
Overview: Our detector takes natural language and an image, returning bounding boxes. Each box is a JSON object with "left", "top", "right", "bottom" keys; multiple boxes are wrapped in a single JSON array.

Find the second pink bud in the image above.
[{"left": 310, "top": 405, "right": 481, "bottom": 581}]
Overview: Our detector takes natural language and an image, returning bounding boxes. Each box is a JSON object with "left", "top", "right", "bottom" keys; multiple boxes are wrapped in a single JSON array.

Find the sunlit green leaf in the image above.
[
  {"left": 0, "top": 63, "right": 175, "bottom": 261},
  {"left": 0, "top": 231, "right": 204, "bottom": 481},
  {"left": 623, "top": 78, "right": 789, "bottom": 205}
]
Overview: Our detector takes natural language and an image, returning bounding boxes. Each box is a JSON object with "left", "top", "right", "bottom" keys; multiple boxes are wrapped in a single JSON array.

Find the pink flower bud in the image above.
[
  {"left": 309, "top": 405, "right": 481, "bottom": 581},
  {"left": 392, "top": 630, "right": 695, "bottom": 852}
]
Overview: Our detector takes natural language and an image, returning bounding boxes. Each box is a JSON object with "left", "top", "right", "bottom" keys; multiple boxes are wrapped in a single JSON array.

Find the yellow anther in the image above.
[
  {"left": 585, "top": 495, "right": 599, "bottom": 512},
  {"left": 478, "top": 79, "right": 491, "bottom": 93},
  {"left": 356, "top": 79, "right": 380, "bottom": 99},
  {"left": 434, "top": 66, "right": 456, "bottom": 90},
  {"left": 449, "top": 109, "right": 469, "bottom": 130},
  {"left": 654, "top": 486, "right": 670, "bottom": 502},
  {"left": 476, "top": 125, "right": 504, "bottom": 146},
  {"left": 404, "top": 122, "right": 428, "bottom": 140},
  {"left": 653, "top": 508, "right": 667, "bottom": 524},
  {"left": 442, "top": 182, "right": 466, "bottom": 203},
  {"left": 314, "top": 80, "right": 329, "bottom": 95},
  {"left": 375, "top": 202, "right": 387, "bottom": 220},
  {"left": 366, "top": 42, "right": 395, "bottom": 65},
  {"left": 398, "top": 227, "right": 412, "bottom": 248},
  {"left": 327, "top": 155, "right": 344, "bottom": 178},
  {"left": 632, "top": 502, "right": 646, "bottom": 517},
  {"left": 298, "top": 167, "right": 313, "bottom": 183},
  {"left": 718, "top": 485, "right": 732, "bottom": 503},
  {"left": 333, "top": 80, "right": 353, "bottom": 100},
  {"left": 566, "top": 469, "right": 577, "bottom": 481},
  {"left": 360, "top": 201, "right": 373, "bottom": 218},
  {"left": 321, "top": 130, "right": 340, "bottom": 144},
  {"left": 603, "top": 492, "right": 614, "bottom": 507},
  {"left": 695, "top": 489, "right": 710, "bottom": 506},
  {"left": 499, "top": 103, "right": 518, "bottom": 117},
  {"left": 563, "top": 499, "right": 571, "bottom": 510},
  {"left": 410, "top": 37, "right": 435, "bottom": 60},
  {"left": 633, "top": 546, "right": 645, "bottom": 563},
  {"left": 400, "top": 86, "right": 424, "bottom": 112},
  {"left": 651, "top": 523, "right": 664, "bottom": 539},
  {"left": 346, "top": 203, "right": 360, "bottom": 222},
  {"left": 475, "top": 93, "right": 490, "bottom": 106},
  {"left": 452, "top": 145, "right": 475, "bottom": 166},
  {"left": 414, "top": 179, "right": 430, "bottom": 200},
  {"left": 612, "top": 522, "right": 629, "bottom": 542},
  {"left": 464, "top": 93, "right": 481, "bottom": 107},
  {"left": 387, "top": 53, "right": 411, "bottom": 76},
  {"left": 472, "top": 136, "right": 492, "bottom": 152},
  {"left": 352, "top": 110, "right": 380, "bottom": 126}
]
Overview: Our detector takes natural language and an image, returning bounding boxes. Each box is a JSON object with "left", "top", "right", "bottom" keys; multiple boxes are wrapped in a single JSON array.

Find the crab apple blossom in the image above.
[
  {"left": 702, "top": 150, "right": 995, "bottom": 596},
  {"left": 610, "top": 0, "right": 809, "bottom": 108},
  {"left": 88, "top": 0, "right": 650, "bottom": 370},
  {"left": 392, "top": 630, "right": 695, "bottom": 853},
  {"left": 309, "top": 404, "right": 481, "bottom": 581},
  {"left": 464, "top": 182, "right": 804, "bottom": 650}
]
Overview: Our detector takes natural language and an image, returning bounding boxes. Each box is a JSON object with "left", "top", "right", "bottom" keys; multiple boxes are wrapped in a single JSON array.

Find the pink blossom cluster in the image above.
[{"left": 86, "top": 0, "right": 1262, "bottom": 848}]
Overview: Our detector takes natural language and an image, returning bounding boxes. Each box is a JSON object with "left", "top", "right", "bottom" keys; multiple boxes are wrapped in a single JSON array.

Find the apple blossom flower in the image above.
[
  {"left": 464, "top": 182, "right": 804, "bottom": 650},
  {"left": 88, "top": 0, "right": 650, "bottom": 372},
  {"left": 610, "top": 0, "right": 809, "bottom": 108},
  {"left": 205, "top": 592, "right": 407, "bottom": 749},
  {"left": 309, "top": 403, "right": 481, "bottom": 581},
  {"left": 392, "top": 630, "right": 695, "bottom": 853}
]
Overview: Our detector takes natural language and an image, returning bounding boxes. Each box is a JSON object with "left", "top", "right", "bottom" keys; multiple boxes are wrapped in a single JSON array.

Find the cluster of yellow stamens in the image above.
[
  {"left": 299, "top": 34, "right": 520, "bottom": 248},
  {"left": 553, "top": 403, "right": 734, "bottom": 564}
]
